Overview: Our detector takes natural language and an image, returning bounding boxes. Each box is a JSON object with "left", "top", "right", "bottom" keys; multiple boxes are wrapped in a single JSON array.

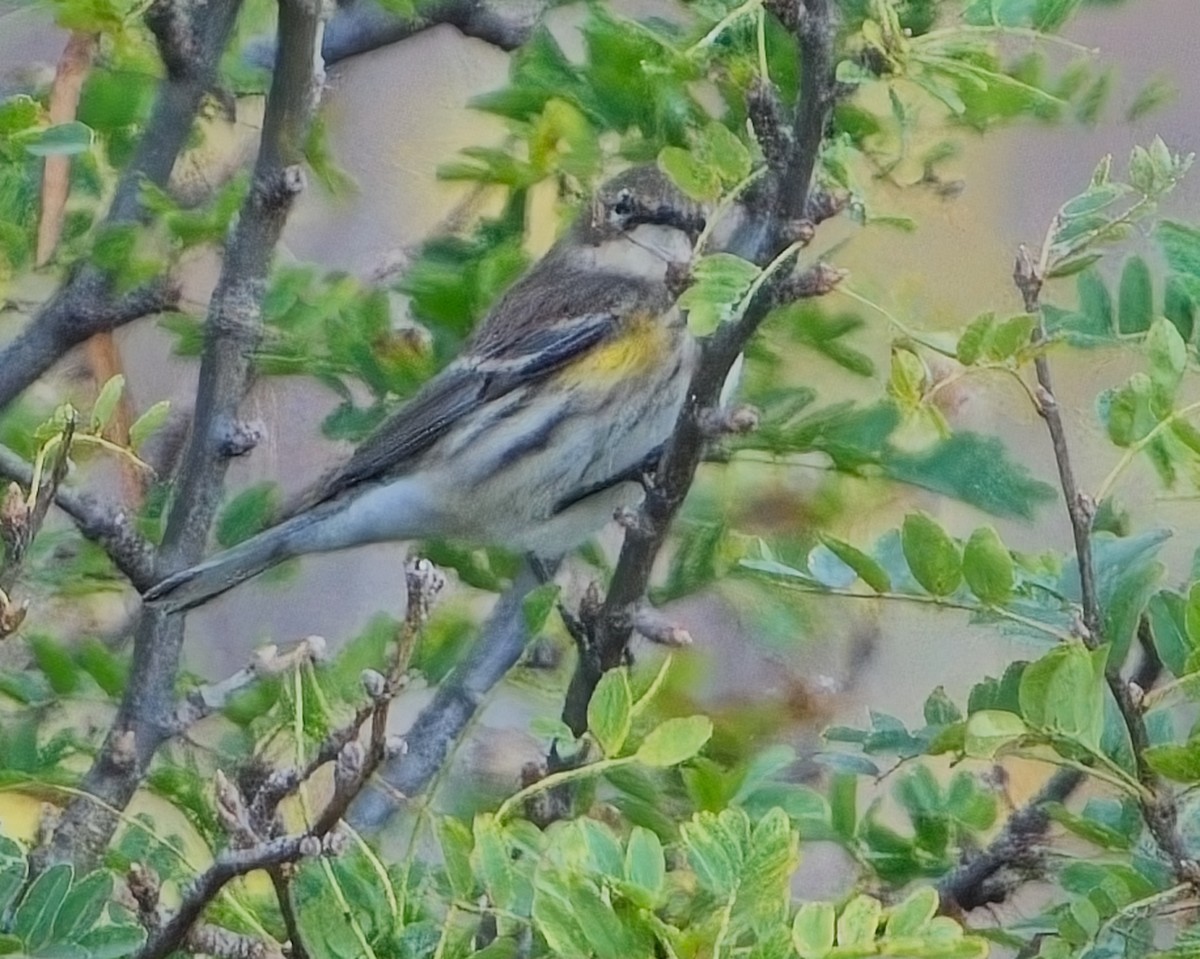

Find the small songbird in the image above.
[{"left": 145, "top": 167, "right": 706, "bottom": 612}]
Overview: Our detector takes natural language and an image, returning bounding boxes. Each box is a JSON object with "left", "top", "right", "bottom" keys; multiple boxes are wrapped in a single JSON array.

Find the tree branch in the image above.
[
  {"left": 0, "top": 0, "right": 244, "bottom": 413},
  {"left": 348, "top": 559, "right": 544, "bottom": 829},
  {"left": 562, "top": 0, "right": 841, "bottom": 736},
  {"left": 0, "top": 444, "right": 157, "bottom": 591},
  {"left": 38, "top": 0, "right": 325, "bottom": 871},
  {"left": 1015, "top": 245, "right": 1200, "bottom": 892},
  {"left": 243, "top": 0, "right": 548, "bottom": 69}
]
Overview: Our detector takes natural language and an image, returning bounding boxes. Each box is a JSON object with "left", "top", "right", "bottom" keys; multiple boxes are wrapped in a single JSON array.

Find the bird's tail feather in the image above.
[{"left": 143, "top": 513, "right": 317, "bottom": 613}]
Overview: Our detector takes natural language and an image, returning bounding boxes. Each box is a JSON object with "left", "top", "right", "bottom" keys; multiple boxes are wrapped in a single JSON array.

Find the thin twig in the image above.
[{"left": 1016, "top": 240, "right": 1200, "bottom": 891}]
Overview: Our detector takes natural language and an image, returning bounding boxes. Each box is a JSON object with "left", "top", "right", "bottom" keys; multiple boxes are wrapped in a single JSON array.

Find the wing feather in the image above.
[{"left": 290, "top": 267, "right": 664, "bottom": 512}]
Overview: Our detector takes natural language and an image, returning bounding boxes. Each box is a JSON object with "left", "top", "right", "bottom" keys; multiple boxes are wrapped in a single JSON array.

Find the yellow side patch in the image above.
[{"left": 554, "top": 312, "right": 672, "bottom": 389}]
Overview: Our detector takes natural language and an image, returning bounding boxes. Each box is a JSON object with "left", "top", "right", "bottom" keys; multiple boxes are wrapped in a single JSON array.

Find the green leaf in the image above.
[
  {"left": 964, "top": 710, "right": 1027, "bottom": 758},
  {"left": 1147, "top": 590, "right": 1192, "bottom": 677},
  {"left": 793, "top": 902, "right": 836, "bottom": 959},
  {"left": 472, "top": 815, "right": 515, "bottom": 911},
  {"left": 701, "top": 121, "right": 752, "bottom": 183},
  {"left": 1146, "top": 316, "right": 1187, "bottom": 401},
  {"left": 1018, "top": 644, "right": 1107, "bottom": 750},
  {"left": 522, "top": 582, "right": 560, "bottom": 634},
  {"left": 623, "top": 827, "right": 665, "bottom": 901},
  {"left": 1158, "top": 220, "right": 1200, "bottom": 280},
  {"left": 1127, "top": 76, "right": 1177, "bottom": 121},
  {"left": 987, "top": 314, "right": 1036, "bottom": 361},
  {"left": 51, "top": 870, "right": 111, "bottom": 944},
  {"left": 888, "top": 348, "right": 927, "bottom": 411},
  {"left": 215, "top": 483, "right": 279, "bottom": 548},
  {"left": 658, "top": 145, "right": 721, "bottom": 201},
  {"left": 28, "top": 634, "right": 80, "bottom": 695},
  {"left": 0, "top": 855, "right": 27, "bottom": 919},
  {"left": 962, "top": 526, "right": 1014, "bottom": 605},
  {"left": 1143, "top": 738, "right": 1200, "bottom": 783},
  {"left": 837, "top": 894, "right": 882, "bottom": 947},
  {"left": 886, "top": 886, "right": 939, "bottom": 937},
  {"left": 1117, "top": 257, "right": 1154, "bottom": 334},
  {"left": 678, "top": 253, "right": 760, "bottom": 336},
  {"left": 1043, "top": 802, "right": 1134, "bottom": 850},
  {"left": 21, "top": 121, "right": 93, "bottom": 156},
  {"left": 531, "top": 878, "right": 593, "bottom": 958},
  {"left": 75, "top": 924, "right": 146, "bottom": 959},
  {"left": 636, "top": 716, "right": 713, "bottom": 767},
  {"left": 923, "top": 687, "right": 963, "bottom": 726},
  {"left": 1047, "top": 252, "right": 1104, "bottom": 279},
  {"left": 90, "top": 375, "right": 125, "bottom": 433},
  {"left": 901, "top": 513, "right": 962, "bottom": 597},
  {"left": 883, "top": 432, "right": 1055, "bottom": 520},
  {"left": 437, "top": 817, "right": 476, "bottom": 900},
  {"left": 588, "top": 669, "right": 633, "bottom": 757},
  {"left": 129, "top": 400, "right": 170, "bottom": 451},
  {"left": 820, "top": 535, "right": 891, "bottom": 593},
  {"left": 1185, "top": 582, "right": 1200, "bottom": 650},
  {"left": 12, "top": 863, "right": 72, "bottom": 952},
  {"left": 956, "top": 314, "right": 994, "bottom": 366}
]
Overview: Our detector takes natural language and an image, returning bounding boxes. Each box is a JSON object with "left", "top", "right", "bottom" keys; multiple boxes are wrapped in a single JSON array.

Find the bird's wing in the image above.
[{"left": 292, "top": 269, "right": 654, "bottom": 511}]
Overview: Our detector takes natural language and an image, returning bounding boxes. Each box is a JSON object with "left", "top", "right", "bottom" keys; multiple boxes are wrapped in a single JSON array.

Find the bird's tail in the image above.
[{"left": 143, "top": 511, "right": 322, "bottom": 613}]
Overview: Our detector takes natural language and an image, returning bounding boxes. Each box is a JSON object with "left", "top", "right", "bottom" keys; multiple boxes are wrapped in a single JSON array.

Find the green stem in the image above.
[
  {"left": 495, "top": 756, "right": 635, "bottom": 822},
  {"left": 761, "top": 578, "right": 1076, "bottom": 642},
  {"left": 912, "top": 24, "right": 1098, "bottom": 57},
  {"left": 689, "top": 0, "right": 763, "bottom": 53},
  {"left": 1094, "top": 399, "right": 1200, "bottom": 503},
  {"left": 834, "top": 286, "right": 959, "bottom": 358}
]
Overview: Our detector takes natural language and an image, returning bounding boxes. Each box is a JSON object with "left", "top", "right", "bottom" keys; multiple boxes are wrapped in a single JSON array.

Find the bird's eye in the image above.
[{"left": 610, "top": 189, "right": 635, "bottom": 218}]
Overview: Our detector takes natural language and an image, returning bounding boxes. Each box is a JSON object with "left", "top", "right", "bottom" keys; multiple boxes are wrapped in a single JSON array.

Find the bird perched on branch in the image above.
[{"left": 145, "top": 166, "right": 706, "bottom": 612}]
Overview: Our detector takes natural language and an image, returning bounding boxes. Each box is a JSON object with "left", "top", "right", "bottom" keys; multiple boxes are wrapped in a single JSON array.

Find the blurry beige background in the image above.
[{"left": 1, "top": 0, "right": 1198, "bottom": 855}]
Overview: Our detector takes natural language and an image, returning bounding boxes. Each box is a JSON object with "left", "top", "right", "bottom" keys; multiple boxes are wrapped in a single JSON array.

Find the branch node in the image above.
[
  {"left": 111, "top": 729, "right": 138, "bottom": 769},
  {"left": 630, "top": 603, "right": 693, "bottom": 647},
  {"left": 217, "top": 418, "right": 265, "bottom": 458},
  {"left": 747, "top": 76, "right": 793, "bottom": 172},
  {"left": 1013, "top": 244, "right": 1043, "bottom": 313},
  {"left": 335, "top": 741, "right": 365, "bottom": 792},
  {"left": 1035, "top": 384, "right": 1056, "bottom": 414},
  {"left": 804, "top": 190, "right": 850, "bottom": 225},
  {"left": 298, "top": 835, "right": 322, "bottom": 858},
  {"left": 361, "top": 668, "right": 388, "bottom": 703},
  {"left": 699, "top": 404, "right": 761, "bottom": 438},
  {"left": 405, "top": 555, "right": 446, "bottom": 629},
  {"left": 385, "top": 735, "right": 407, "bottom": 760}
]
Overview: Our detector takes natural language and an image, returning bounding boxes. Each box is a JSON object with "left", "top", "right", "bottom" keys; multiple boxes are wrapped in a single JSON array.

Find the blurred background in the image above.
[{"left": 1, "top": 0, "right": 1196, "bottom": 886}]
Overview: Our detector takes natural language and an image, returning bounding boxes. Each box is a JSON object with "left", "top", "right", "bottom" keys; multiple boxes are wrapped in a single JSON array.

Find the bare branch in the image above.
[
  {"left": 173, "top": 636, "right": 328, "bottom": 731},
  {"left": 0, "top": 0, "right": 244, "bottom": 413},
  {"left": 0, "top": 444, "right": 157, "bottom": 590},
  {"left": 134, "top": 834, "right": 320, "bottom": 959},
  {"left": 349, "top": 559, "right": 545, "bottom": 829},
  {"left": 244, "top": 0, "right": 548, "bottom": 68},
  {"left": 39, "top": 0, "right": 325, "bottom": 871},
  {"left": 1018, "top": 242, "right": 1200, "bottom": 893}
]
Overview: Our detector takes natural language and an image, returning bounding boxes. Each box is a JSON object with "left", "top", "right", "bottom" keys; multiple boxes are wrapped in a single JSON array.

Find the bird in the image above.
[{"left": 144, "top": 166, "right": 707, "bottom": 612}]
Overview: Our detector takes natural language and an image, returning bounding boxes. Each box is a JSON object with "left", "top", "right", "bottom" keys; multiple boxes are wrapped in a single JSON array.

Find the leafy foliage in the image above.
[{"left": 4, "top": 1, "right": 1200, "bottom": 959}]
